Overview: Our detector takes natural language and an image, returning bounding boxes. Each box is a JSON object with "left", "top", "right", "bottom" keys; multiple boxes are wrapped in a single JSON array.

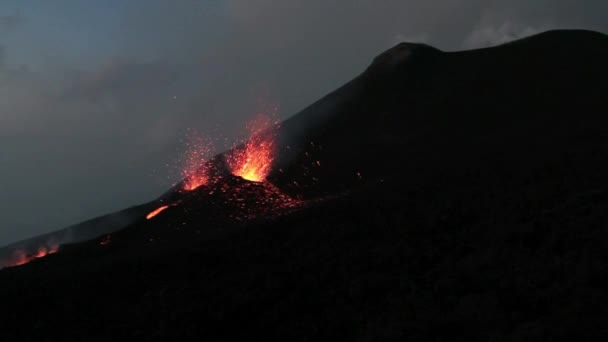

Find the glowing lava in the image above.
[
  {"left": 139, "top": 110, "right": 304, "bottom": 227},
  {"left": 183, "top": 173, "right": 208, "bottom": 191},
  {"left": 182, "top": 131, "right": 212, "bottom": 191},
  {"left": 146, "top": 205, "right": 170, "bottom": 220},
  {"left": 4, "top": 243, "right": 60, "bottom": 268},
  {"left": 227, "top": 114, "right": 278, "bottom": 182}
]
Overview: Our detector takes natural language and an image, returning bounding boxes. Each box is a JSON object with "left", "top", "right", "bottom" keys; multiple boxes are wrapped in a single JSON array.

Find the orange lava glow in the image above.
[
  {"left": 227, "top": 114, "right": 278, "bottom": 182},
  {"left": 183, "top": 174, "right": 208, "bottom": 191},
  {"left": 182, "top": 131, "right": 212, "bottom": 191},
  {"left": 6, "top": 243, "right": 59, "bottom": 268},
  {"left": 146, "top": 205, "right": 170, "bottom": 220}
]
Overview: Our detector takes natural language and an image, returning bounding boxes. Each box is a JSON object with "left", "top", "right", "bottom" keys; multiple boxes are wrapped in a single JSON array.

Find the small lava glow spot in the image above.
[
  {"left": 227, "top": 113, "right": 278, "bottom": 182},
  {"left": 146, "top": 205, "right": 170, "bottom": 220},
  {"left": 99, "top": 235, "right": 112, "bottom": 246}
]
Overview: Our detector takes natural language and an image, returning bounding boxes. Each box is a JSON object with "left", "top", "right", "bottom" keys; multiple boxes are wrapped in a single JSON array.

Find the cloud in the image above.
[
  {"left": 461, "top": 7, "right": 554, "bottom": 49},
  {"left": 66, "top": 59, "right": 179, "bottom": 101},
  {"left": 464, "top": 22, "right": 545, "bottom": 48},
  {"left": 0, "top": 14, "right": 24, "bottom": 32},
  {"left": 0, "top": 59, "right": 188, "bottom": 244}
]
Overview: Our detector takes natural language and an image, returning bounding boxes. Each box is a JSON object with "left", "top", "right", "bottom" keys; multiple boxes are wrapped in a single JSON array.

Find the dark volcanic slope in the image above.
[
  {"left": 0, "top": 202, "right": 157, "bottom": 268},
  {"left": 2, "top": 30, "right": 608, "bottom": 341}
]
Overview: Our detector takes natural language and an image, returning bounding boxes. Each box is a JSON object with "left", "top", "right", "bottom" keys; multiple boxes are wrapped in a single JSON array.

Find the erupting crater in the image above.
[
  {"left": 146, "top": 112, "right": 303, "bottom": 223},
  {"left": 181, "top": 131, "right": 212, "bottom": 191},
  {"left": 227, "top": 114, "right": 278, "bottom": 182}
]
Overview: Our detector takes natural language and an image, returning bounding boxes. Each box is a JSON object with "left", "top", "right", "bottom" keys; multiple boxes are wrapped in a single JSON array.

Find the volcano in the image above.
[{"left": 2, "top": 30, "right": 608, "bottom": 340}]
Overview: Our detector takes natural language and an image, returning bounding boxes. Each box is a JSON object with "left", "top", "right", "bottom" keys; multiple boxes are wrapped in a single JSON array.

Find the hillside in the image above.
[{"left": 1, "top": 30, "right": 608, "bottom": 341}]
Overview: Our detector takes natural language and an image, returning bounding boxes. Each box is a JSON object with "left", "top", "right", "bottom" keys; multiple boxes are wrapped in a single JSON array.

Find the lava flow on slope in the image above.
[
  {"left": 0, "top": 242, "right": 59, "bottom": 269},
  {"left": 146, "top": 205, "right": 171, "bottom": 220}
]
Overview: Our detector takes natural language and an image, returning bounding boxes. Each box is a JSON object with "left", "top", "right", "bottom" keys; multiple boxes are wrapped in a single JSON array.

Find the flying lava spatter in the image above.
[
  {"left": 146, "top": 110, "right": 302, "bottom": 222},
  {"left": 227, "top": 113, "right": 278, "bottom": 182},
  {"left": 182, "top": 130, "right": 212, "bottom": 191}
]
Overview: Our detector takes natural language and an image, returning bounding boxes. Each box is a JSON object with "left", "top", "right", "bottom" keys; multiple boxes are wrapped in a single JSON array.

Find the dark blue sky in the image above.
[{"left": 1, "top": 0, "right": 607, "bottom": 246}]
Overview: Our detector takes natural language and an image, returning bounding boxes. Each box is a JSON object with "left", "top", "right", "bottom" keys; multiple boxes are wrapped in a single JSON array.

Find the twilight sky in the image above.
[{"left": 1, "top": 0, "right": 607, "bottom": 246}]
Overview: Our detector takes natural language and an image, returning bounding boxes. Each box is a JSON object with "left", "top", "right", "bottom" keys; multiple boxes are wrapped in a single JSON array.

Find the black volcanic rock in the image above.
[
  {"left": 2, "top": 30, "right": 608, "bottom": 341},
  {"left": 0, "top": 201, "right": 155, "bottom": 268}
]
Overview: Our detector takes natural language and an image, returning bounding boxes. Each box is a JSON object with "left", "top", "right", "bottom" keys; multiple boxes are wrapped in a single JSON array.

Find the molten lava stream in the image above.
[
  {"left": 146, "top": 205, "right": 170, "bottom": 220},
  {"left": 228, "top": 114, "right": 277, "bottom": 182}
]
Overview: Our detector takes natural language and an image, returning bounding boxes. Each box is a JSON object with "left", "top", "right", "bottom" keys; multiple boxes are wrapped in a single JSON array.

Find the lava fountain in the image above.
[
  {"left": 227, "top": 114, "right": 278, "bottom": 182},
  {"left": 182, "top": 131, "right": 212, "bottom": 191},
  {"left": 143, "top": 110, "right": 303, "bottom": 224}
]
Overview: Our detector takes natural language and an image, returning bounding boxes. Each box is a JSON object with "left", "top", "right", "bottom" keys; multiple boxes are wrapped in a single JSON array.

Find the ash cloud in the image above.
[
  {"left": 1, "top": 0, "right": 607, "bottom": 246},
  {"left": 0, "top": 14, "right": 24, "bottom": 32}
]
